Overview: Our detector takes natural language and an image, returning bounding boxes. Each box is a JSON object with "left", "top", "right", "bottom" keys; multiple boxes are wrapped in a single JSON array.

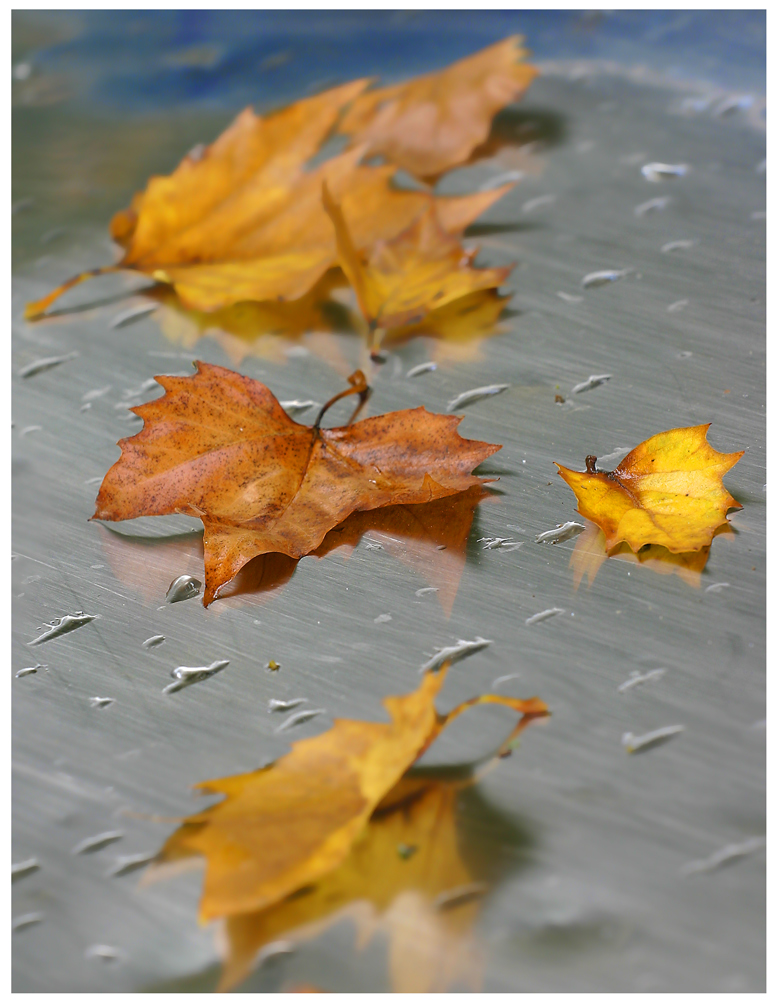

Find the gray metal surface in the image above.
[{"left": 13, "top": 68, "right": 765, "bottom": 991}]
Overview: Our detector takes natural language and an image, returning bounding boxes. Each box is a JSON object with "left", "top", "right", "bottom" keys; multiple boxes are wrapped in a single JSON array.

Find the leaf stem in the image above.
[
  {"left": 314, "top": 369, "right": 371, "bottom": 430},
  {"left": 24, "top": 266, "right": 122, "bottom": 321}
]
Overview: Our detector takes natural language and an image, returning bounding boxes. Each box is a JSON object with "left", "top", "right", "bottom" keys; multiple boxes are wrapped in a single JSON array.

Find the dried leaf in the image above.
[
  {"left": 25, "top": 84, "right": 513, "bottom": 319},
  {"left": 219, "top": 779, "right": 483, "bottom": 992},
  {"left": 323, "top": 184, "right": 512, "bottom": 340},
  {"left": 151, "top": 662, "right": 547, "bottom": 934},
  {"left": 556, "top": 425, "right": 743, "bottom": 555},
  {"left": 92, "top": 362, "right": 500, "bottom": 605},
  {"left": 338, "top": 36, "right": 538, "bottom": 178},
  {"left": 98, "top": 487, "right": 490, "bottom": 618}
]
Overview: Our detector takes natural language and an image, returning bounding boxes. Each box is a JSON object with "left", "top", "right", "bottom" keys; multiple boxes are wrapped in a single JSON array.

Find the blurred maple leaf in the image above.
[
  {"left": 338, "top": 36, "right": 538, "bottom": 179},
  {"left": 150, "top": 664, "right": 548, "bottom": 989},
  {"left": 25, "top": 83, "right": 512, "bottom": 320},
  {"left": 323, "top": 184, "right": 512, "bottom": 352},
  {"left": 556, "top": 425, "right": 743, "bottom": 556},
  {"left": 92, "top": 363, "right": 500, "bottom": 605}
]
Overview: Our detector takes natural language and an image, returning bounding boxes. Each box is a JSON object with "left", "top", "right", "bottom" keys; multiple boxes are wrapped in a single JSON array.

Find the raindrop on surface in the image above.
[
  {"left": 142, "top": 634, "right": 166, "bottom": 649},
  {"left": 581, "top": 270, "right": 627, "bottom": 289},
  {"left": 165, "top": 575, "right": 202, "bottom": 603},
  {"left": 374, "top": 613, "right": 392, "bottom": 624},
  {"left": 11, "top": 858, "right": 40, "bottom": 882},
  {"left": 84, "top": 944, "right": 126, "bottom": 962},
  {"left": 89, "top": 696, "right": 115, "bottom": 709},
  {"left": 641, "top": 162, "right": 689, "bottom": 182},
  {"left": 275, "top": 708, "right": 326, "bottom": 734},
  {"left": 72, "top": 831, "right": 124, "bottom": 855}
]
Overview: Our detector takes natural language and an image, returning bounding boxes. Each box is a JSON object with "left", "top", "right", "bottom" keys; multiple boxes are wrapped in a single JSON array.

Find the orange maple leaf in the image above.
[
  {"left": 25, "top": 83, "right": 512, "bottom": 319},
  {"left": 556, "top": 425, "right": 743, "bottom": 555},
  {"left": 323, "top": 183, "right": 512, "bottom": 347},
  {"left": 338, "top": 36, "right": 538, "bottom": 179},
  {"left": 92, "top": 363, "right": 500, "bottom": 606}
]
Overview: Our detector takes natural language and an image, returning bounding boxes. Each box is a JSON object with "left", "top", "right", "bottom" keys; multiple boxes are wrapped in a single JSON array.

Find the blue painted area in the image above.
[{"left": 19, "top": 10, "right": 765, "bottom": 116}]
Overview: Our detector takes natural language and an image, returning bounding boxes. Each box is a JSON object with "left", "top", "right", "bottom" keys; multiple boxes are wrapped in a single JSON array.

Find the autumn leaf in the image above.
[
  {"left": 92, "top": 362, "right": 500, "bottom": 606},
  {"left": 323, "top": 184, "right": 512, "bottom": 347},
  {"left": 97, "top": 486, "right": 490, "bottom": 618},
  {"left": 555, "top": 425, "right": 743, "bottom": 555},
  {"left": 219, "top": 779, "right": 485, "bottom": 992},
  {"left": 150, "top": 663, "right": 547, "bottom": 951},
  {"left": 338, "top": 36, "right": 538, "bottom": 179},
  {"left": 25, "top": 82, "right": 513, "bottom": 319}
]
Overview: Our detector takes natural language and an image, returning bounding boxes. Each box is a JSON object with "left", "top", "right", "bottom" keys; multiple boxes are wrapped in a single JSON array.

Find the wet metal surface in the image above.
[{"left": 13, "top": 12, "right": 765, "bottom": 994}]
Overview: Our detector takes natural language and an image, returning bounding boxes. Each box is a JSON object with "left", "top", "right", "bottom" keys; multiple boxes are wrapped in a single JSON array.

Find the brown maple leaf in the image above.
[
  {"left": 92, "top": 363, "right": 500, "bottom": 606},
  {"left": 24, "top": 82, "right": 513, "bottom": 320},
  {"left": 338, "top": 36, "right": 538, "bottom": 179}
]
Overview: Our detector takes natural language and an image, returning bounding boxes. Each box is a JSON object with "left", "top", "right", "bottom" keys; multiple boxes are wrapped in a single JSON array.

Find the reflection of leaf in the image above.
[
  {"left": 93, "top": 362, "right": 500, "bottom": 605},
  {"left": 152, "top": 666, "right": 547, "bottom": 991},
  {"left": 569, "top": 520, "right": 735, "bottom": 590},
  {"left": 323, "top": 185, "right": 512, "bottom": 343},
  {"left": 338, "top": 37, "right": 538, "bottom": 179},
  {"left": 99, "top": 487, "right": 490, "bottom": 618},
  {"left": 25, "top": 82, "right": 513, "bottom": 318},
  {"left": 556, "top": 425, "right": 743, "bottom": 555},
  {"left": 150, "top": 278, "right": 510, "bottom": 371}
]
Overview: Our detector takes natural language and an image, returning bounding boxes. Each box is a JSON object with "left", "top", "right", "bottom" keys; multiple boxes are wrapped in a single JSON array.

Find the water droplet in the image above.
[
  {"left": 275, "top": 708, "right": 325, "bottom": 733},
  {"left": 84, "top": 943, "right": 126, "bottom": 962},
  {"left": 268, "top": 698, "right": 308, "bottom": 713},
  {"left": 163, "top": 659, "right": 229, "bottom": 694},
  {"left": 72, "top": 831, "right": 124, "bottom": 855},
  {"left": 571, "top": 374, "right": 612, "bottom": 394},
  {"left": 581, "top": 270, "right": 627, "bottom": 289},
  {"left": 525, "top": 608, "right": 565, "bottom": 626},
  {"left": 634, "top": 196, "right": 670, "bottom": 217},
  {"left": 419, "top": 637, "right": 491, "bottom": 674},
  {"left": 142, "top": 634, "right": 166, "bottom": 649},
  {"left": 622, "top": 725, "right": 684, "bottom": 753},
  {"left": 28, "top": 612, "right": 99, "bottom": 646},
  {"left": 521, "top": 194, "right": 556, "bottom": 214},
  {"left": 19, "top": 425, "right": 42, "bottom": 437},
  {"left": 641, "top": 162, "right": 689, "bottom": 182},
  {"left": 556, "top": 291, "right": 583, "bottom": 304},
  {"left": 534, "top": 522, "right": 585, "bottom": 544},
  {"left": 415, "top": 587, "right": 438, "bottom": 597},
  {"left": 81, "top": 385, "right": 112, "bottom": 402},
  {"left": 491, "top": 672, "right": 521, "bottom": 689},
  {"left": 106, "top": 852, "right": 155, "bottom": 877},
  {"left": 89, "top": 696, "right": 114, "bottom": 709},
  {"left": 704, "top": 582, "right": 730, "bottom": 594},
  {"left": 446, "top": 383, "right": 510, "bottom": 412},
  {"left": 677, "top": 350, "right": 693, "bottom": 359},
  {"left": 280, "top": 400, "right": 319, "bottom": 416},
  {"left": 667, "top": 299, "right": 689, "bottom": 313},
  {"left": 11, "top": 858, "right": 40, "bottom": 882},
  {"left": 18, "top": 352, "right": 79, "bottom": 379},
  {"left": 12, "top": 912, "right": 43, "bottom": 932},
  {"left": 661, "top": 239, "right": 696, "bottom": 253},
  {"left": 165, "top": 575, "right": 202, "bottom": 603},
  {"left": 15, "top": 665, "right": 40, "bottom": 678},
  {"left": 617, "top": 668, "right": 665, "bottom": 693},
  {"left": 374, "top": 613, "right": 392, "bottom": 624},
  {"left": 110, "top": 302, "right": 157, "bottom": 329},
  {"left": 478, "top": 169, "right": 524, "bottom": 191},
  {"left": 406, "top": 361, "right": 437, "bottom": 378}
]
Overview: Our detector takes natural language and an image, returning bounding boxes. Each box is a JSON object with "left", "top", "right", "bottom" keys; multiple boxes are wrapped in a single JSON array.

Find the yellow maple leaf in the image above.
[
  {"left": 338, "top": 36, "right": 538, "bottom": 179},
  {"left": 556, "top": 425, "right": 743, "bottom": 554},
  {"left": 151, "top": 664, "right": 547, "bottom": 924},
  {"left": 25, "top": 84, "right": 512, "bottom": 319},
  {"left": 323, "top": 183, "right": 512, "bottom": 344}
]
